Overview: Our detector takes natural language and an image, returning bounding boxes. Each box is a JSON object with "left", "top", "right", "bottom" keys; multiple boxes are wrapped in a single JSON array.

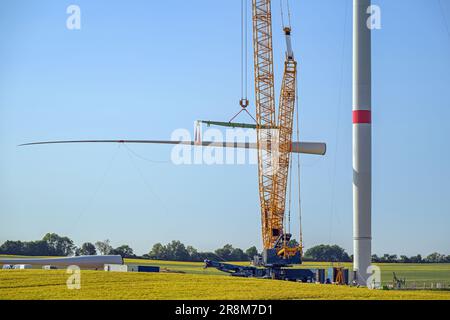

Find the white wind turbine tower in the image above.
[{"left": 353, "top": 0, "right": 372, "bottom": 286}]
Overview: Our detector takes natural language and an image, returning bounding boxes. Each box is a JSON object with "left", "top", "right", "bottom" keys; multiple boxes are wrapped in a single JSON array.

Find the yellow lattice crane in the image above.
[
  {"left": 199, "top": 0, "right": 316, "bottom": 266},
  {"left": 251, "top": 0, "right": 300, "bottom": 264}
]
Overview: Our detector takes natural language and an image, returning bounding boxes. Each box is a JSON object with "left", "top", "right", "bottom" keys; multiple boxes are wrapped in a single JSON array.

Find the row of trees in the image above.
[
  {"left": 302, "top": 245, "right": 450, "bottom": 263},
  {"left": 1, "top": 235, "right": 449, "bottom": 263},
  {"left": 91, "top": 240, "right": 135, "bottom": 258},
  {"left": 304, "top": 244, "right": 352, "bottom": 262},
  {"left": 0, "top": 233, "right": 75, "bottom": 257},
  {"left": 0, "top": 234, "right": 136, "bottom": 258},
  {"left": 371, "top": 253, "right": 450, "bottom": 264},
  {"left": 143, "top": 241, "right": 258, "bottom": 262}
]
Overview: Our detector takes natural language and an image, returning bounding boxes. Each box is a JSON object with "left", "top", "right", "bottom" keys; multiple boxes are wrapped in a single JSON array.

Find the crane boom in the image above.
[
  {"left": 271, "top": 43, "right": 297, "bottom": 249},
  {"left": 252, "top": 0, "right": 277, "bottom": 249},
  {"left": 252, "top": 0, "right": 299, "bottom": 256}
]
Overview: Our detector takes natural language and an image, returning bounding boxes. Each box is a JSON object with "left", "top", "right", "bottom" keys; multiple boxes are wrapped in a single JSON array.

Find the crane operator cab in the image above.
[{"left": 262, "top": 233, "right": 302, "bottom": 266}]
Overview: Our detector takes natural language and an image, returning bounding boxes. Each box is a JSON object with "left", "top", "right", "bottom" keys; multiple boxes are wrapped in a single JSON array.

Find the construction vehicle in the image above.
[{"left": 204, "top": 259, "right": 319, "bottom": 282}]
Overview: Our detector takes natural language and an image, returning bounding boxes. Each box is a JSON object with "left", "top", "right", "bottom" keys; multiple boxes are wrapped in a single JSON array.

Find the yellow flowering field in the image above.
[{"left": 1, "top": 270, "right": 450, "bottom": 300}]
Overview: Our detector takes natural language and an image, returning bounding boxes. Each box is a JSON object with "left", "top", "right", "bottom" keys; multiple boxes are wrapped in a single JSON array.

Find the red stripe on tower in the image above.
[{"left": 353, "top": 110, "right": 371, "bottom": 124}]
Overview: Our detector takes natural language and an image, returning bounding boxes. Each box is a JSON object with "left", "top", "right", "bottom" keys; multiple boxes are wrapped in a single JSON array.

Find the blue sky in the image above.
[{"left": 0, "top": 0, "right": 449, "bottom": 256}]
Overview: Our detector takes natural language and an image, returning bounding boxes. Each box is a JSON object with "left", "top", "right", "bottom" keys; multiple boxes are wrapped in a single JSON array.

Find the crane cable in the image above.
[
  {"left": 296, "top": 80, "right": 303, "bottom": 253},
  {"left": 438, "top": 0, "right": 450, "bottom": 41},
  {"left": 67, "top": 144, "right": 122, "bottom": 233},
  {"left": 230, "top": 0, "right": 255, "bottom": 123},
  {"left": 123, "top": 144, "right": 170, "bottom": 216},
  {"left": 292, "top": 0, "right": 302, "bottom": 253},
  {"left": 241, "top": 0, "right": 247, "bottom": 101},
  {"left": 329, "top": 0, "right": 350, "bottom": 244},
  {"left": 243, "top": 0, "right": 248, "bottom": 101},
  {"left": 123, "top": 143, "right": 170, "bottom": 164},
  {"left": 280, "top": 0, "right": 292, "bottom": 29}
]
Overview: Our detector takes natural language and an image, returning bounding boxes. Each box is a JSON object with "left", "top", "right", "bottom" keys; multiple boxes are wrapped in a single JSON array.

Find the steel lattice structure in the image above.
[
  {"left": 252, "top": 0, "right": 298, "bottom": 251},
  {"left": 252, "top": 0, "right": 277, "bottom": 249}
]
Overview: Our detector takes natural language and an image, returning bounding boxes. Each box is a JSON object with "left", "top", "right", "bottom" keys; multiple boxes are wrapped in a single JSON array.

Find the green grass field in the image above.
[
  {"left": 1, "top": 257, "right": 450, "bottom": 300},
  {"left": 124, "top": 259, "right": 450, "bottom": 286},
  {"left": 1, "top": 269, "right": 450, "bottom": 300}
]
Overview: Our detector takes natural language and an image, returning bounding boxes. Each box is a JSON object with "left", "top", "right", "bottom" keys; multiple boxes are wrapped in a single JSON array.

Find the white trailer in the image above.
[
  {"left": 13, "top": 264, "right": 33, "bottom": 269},
  {"left": 0, "top": 255, "right": 123, "bottom": 269},
  {"left": 104, "top": 264, "right": 129, "bottom": 272},
  {"left": 42, "top": 265, "right": 58, "bottom": 270}
]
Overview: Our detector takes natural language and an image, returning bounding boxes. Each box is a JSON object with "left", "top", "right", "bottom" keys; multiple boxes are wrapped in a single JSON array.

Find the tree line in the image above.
[
  {"left": 1, "top": 234, "right": 449, "bottom": 263},
  {"left": 143, "top": 241, "right": 259, "bottom": 262},
  {"left": 371, "top": 253, "right": 450, "bottom": 264},
  {"left": 0, "top": 234, "right": 137, "bottom": 258},
  {"left": 302, "top": 245, "right": 450, "bottom": 263}
]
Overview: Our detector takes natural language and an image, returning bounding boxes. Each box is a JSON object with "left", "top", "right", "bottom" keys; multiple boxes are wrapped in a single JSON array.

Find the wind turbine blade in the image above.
[{"left": 19, "top": 140, "right": 326, "bottom": 155}]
